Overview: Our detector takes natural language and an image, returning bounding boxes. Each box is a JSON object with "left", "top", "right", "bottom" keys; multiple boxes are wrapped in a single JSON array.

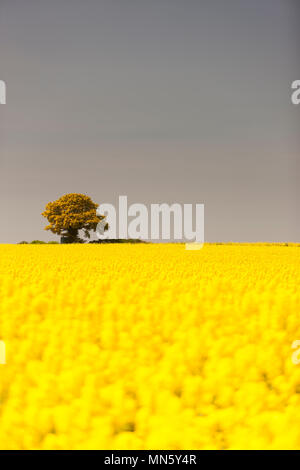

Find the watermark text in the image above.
[
  {"left": 0, "top": 80, "right": 6, "bottom": 104},
  {"left": 0, "top": 341, "right": 6, "bottom": 365},
  {"left": 96, "top": 196, "right": 204, "bottom": 249}
]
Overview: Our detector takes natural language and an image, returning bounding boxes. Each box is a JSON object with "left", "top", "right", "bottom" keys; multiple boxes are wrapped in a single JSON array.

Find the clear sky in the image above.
[{"left": 0, "top": 0, "right": 299, "bottom": 243}]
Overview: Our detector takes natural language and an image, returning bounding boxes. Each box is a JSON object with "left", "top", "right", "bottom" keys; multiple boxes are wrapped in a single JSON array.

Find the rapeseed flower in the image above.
[{"left": 0, "top": 244, "right": 299, "bottom": 449}]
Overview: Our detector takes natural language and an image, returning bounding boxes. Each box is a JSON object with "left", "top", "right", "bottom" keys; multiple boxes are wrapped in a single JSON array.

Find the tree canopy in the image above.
[{"left": 42, "top": 193, "right": 107, "bottom": 243}]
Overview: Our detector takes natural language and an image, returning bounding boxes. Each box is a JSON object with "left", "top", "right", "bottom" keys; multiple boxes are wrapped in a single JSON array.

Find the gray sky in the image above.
[{"left": 0, "top": 0, "right": 299, "bottom": 243}]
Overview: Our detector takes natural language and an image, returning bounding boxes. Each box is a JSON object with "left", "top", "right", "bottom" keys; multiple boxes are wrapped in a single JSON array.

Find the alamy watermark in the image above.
[
  {"left": 292, "top": 340, "right": 300, "bottom": 365},
  {"left": 291, "top": 80, "right": 300, "bottom": 105},
  {"left": 96, "top": 196, "right": 204, "bottom": 249},
  {"left": 0, "top": 341, "right": 6, "bottom": 365},
  {"left": 0, "top": 80, "right": 6, "bottom": 104}
]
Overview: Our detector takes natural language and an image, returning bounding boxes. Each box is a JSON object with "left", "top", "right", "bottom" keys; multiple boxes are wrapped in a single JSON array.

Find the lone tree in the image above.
[{"left": 42, "top": 193, "right": 107, "bottom": 243}]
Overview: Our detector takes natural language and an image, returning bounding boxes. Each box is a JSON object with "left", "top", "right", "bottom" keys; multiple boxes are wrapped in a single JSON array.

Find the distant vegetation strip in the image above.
[
  {"left": 17, "top": 239, "right": 147, "bottom": 244},
  {"left": 17, "top": 240, "right": 299, "bottom": 246}
]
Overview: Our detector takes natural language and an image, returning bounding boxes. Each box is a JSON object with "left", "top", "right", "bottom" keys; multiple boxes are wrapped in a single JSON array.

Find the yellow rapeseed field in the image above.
[{"left": 0, "top": 244, "right": 300, "bottom": 450}]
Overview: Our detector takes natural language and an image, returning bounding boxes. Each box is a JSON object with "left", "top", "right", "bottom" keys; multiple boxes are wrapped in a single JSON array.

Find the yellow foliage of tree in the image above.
[{"left": 42, "top": 193, "right": 107, "bottom": 243}]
